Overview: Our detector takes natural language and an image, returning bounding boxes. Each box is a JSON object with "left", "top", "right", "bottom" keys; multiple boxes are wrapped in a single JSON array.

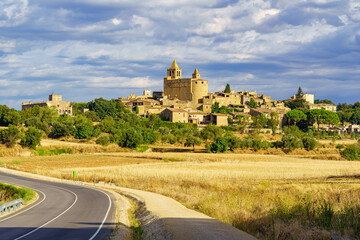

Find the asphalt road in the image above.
[{"left": 0, "top": 171, "right": 116, "bottom": 240}]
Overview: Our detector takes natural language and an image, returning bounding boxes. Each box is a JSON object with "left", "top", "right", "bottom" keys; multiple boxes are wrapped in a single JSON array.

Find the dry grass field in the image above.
[{"left": 1, "top": 152, "right": 360, "bottom": 239}]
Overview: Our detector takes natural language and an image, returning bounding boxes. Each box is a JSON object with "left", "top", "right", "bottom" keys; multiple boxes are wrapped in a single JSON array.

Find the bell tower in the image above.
[{"left": 166, "top": 60, "right": 182, "bottom": 80}]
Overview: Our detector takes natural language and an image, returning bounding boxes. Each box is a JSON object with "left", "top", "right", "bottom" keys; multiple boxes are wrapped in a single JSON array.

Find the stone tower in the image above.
[
  {"left": 163, "top": 61, "right": 208, "bottom": 105},
  {"left": 166, "top": 60, "right": 182, "bottom": 80}
]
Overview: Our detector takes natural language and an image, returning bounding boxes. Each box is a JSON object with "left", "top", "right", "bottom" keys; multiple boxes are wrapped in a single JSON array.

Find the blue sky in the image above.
[{"left": 0, "top": 0, "right": 359, "bottom": 109}]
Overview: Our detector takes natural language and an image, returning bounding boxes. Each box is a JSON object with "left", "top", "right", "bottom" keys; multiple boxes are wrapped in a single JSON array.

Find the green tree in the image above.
[
  {"left": 224, "top": 83, "right": 231, "bottom": 93},
  {"left": 200, "top": 124, "right": 224, "bottom": 141},
  {"left": 84, "top": 111, "right": 100, "bottom": 122},
  {"left": 0, "top": 125, "right": 22, "bottom": 147},
  {"left": 285, "top": 110, "right": 307, "bottom": 126},
  {"left": 21, "top": 127, "right": 43, "bottom": 149},
  {"left": 302, "top": 135, "right": 318, "bottom": 151},
  {"left": 184, "top": 135, "right": 202, "bottom": 150},
  {"left": 308, "top": 109, "right": 325, "bottom": 131},
  {"left": 282, "top": 134, "right": 303, "bottom": 152},
  {"left": 251, "top": 115, "right": 268, "bottom": 134},
  {"left": 208, "top": 137, "right": 229, "bottom": 153},
  {"left": 268, "top": 112, "right": 279, "bottom": 135},
  {"left": 322, "top": 111, "right": 339, "bottom": 127},
  {"left": 249, "top": 98, "right": 257, "bottom": 108},
  {"left": 74, "top": 122, "right": 94, "bottom": 139},
  {"left": 350, "top": 110, "right": 360, "bottom": 124},
  {"left": 96, "top": 136, "right": 111, "bottom": 146},
  {"left": 99, "top": 116, "right": 116, "bottom": 133},
  {"left": 121, "top": 128, "right": 143, "bottom": 148},
  {"left": 212, "top": 102, "right": 220, "bottom": 113},
  {"left": 340, "top": 145, "right": 360, "bottom": 160}
]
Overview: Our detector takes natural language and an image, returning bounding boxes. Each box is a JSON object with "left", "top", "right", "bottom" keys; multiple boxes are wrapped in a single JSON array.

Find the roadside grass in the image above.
[
  {"left": 127, "top": 199, "right": 143, "bottom": 240},
  {"left": 35, "top": 148, "right": 74, "bottom": 156},
  {"left": 0, "top": 182, "right": 35, "bottom": 205},
  {"left": 2, "top": 152, "right": 360, "bottom": 239}
]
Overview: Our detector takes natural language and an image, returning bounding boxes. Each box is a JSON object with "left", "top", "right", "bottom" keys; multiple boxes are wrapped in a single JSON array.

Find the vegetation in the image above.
[
  {"left": 224, "top": 83, "right": 231, "bottom": 93},
  {"left": 0, "top": 182, "right": 36, "bottom": 205},
  {"left": 340, "top": 144, "right": 360, "bottom": 160},
  {"left": 3, "top": 153, "right": 360, "bottom": 239}
]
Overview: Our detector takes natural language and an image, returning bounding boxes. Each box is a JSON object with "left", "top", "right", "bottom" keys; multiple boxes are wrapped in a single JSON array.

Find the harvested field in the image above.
[{"left": 1, "top": 152, "right": 360, "bottom": 239}]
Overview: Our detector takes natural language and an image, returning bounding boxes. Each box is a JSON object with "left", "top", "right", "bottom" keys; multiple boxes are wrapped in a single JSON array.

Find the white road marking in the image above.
[
  {"left": 0, "top": 189, "right": 46, "bottom": 223},
  {"left": 88, "top": 188, "right": 112, "bottom": 240},
  {"left": 14, "top": 187, "right": 78, "bottom": 240}
]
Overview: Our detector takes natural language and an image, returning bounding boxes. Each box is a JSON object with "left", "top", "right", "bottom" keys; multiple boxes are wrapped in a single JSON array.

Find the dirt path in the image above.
[{"left": 112, "top": 186, "right": 257, "bottom": 240}]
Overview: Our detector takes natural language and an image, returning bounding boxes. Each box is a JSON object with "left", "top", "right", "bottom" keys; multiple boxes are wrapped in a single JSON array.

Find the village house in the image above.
[{"left": 22, "top": 94, "right": 72, "bottom": 115}]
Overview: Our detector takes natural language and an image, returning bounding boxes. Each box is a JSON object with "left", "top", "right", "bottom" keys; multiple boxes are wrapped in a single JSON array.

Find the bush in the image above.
[
  {"left": 121, "top": 128, "right": 143, "bottom": 149},
  {"left": 208, "top": 137, "right": 229, "bottom": 153},
  {"left": 226, "top": 136, "right": 241, "bottom": 151},
  {"left": 96, "top": 136, "right": 110, "bottom": 146},
  {"left": 336, "top": 144, "right": 345, "bottom": 150},
  {"left": 74, "top": 122, "right": 93, "bottom": 139},
  {"left": 340, "top": 145, "right": 360, "bottom": 160},
  {"left": 20, "top": 127, "right": 43, "bottom": 149},
  {"left": 0, "top": 125, "right": 22, "bottom": 148},
  {"left": 282, "top": 134, "right": 303, "bottom": 152},
  {"left": 51, "top": 122, "right": 74, "bottom": 138},
  {"left": 302, "top": 135, "right": 318, "bottom": 151}
]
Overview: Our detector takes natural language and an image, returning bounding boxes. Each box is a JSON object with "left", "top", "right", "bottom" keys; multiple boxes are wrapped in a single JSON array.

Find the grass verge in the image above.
[{"left": 0, "top": 182, "right": 36, "bottom": 205}]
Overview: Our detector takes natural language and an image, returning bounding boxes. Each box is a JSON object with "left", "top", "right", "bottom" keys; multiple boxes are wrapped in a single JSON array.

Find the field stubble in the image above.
[{"left": 2, "top": 152, "right": 360, "bottom": 239}]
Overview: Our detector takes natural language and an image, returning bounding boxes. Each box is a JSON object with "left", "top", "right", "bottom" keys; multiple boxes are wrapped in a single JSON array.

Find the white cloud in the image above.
[
  {"left": 112, "top": 18, "right": 122, "bottom": 25},
  {"left": 253, "top": 8, "right": 281, "bottom": 24},
  {"left": 0, "top": 0, "right": 29, "bottom": 27}
]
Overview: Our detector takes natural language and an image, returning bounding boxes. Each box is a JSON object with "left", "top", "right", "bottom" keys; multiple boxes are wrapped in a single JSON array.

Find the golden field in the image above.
[{"left": 1, "top": 151, "right": 360, "bottom": 239}]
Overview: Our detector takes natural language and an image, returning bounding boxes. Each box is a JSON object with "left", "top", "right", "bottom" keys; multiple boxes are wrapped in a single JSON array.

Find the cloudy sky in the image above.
[{"left": 0, "top": 0, "right": 359, "bottom": 109}]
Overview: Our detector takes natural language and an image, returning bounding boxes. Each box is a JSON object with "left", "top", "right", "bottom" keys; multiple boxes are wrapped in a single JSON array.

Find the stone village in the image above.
[{"left": 21, "top": 60, "right": 339, "bottom": 132}]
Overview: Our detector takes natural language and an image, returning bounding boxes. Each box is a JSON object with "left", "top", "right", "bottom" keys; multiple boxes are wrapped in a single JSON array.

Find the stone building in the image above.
[
  {"left": 161, "top": 108, "right": 189, "bottom": 123},
  {"left": 22, "top": 94, "right": 72, "bottom": 115},
  {"left": 163, "top": 60, "right": 208, "bottom": 105}
]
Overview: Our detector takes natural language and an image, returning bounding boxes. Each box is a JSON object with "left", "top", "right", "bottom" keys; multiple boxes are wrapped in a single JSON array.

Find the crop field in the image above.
[{"left": 1, "top": 152, "right": 360, "bottom": 239}]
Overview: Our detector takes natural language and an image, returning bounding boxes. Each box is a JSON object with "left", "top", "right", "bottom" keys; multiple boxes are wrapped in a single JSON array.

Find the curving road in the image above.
[{"left": 0, "top": 171, "right": 116, "bottom": 240}]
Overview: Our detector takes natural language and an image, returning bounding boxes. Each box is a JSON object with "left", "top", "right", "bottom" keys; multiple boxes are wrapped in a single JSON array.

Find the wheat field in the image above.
[{"left": 2, "top": 152, "right": 360, "bottom": 239}]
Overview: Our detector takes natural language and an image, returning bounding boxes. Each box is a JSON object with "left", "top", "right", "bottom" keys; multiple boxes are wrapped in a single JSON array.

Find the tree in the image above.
[
  {"left": 350, "top": 110, "right": 360, "bottom": 124},
  {"left": 249, "top": 98, "right": 257, "bottom": 108},
  {"left": 21, "top": 127, "right": 43, "bottom": 149},
  {"left": 282, "top": 134, "right": 303, "bottom": 152},
  {"left": 184, "top": 135, "right": 202, "bottom": 150},
  {"left": 74, "top": 122, "right": 94, "bottom": 139},
  {"left": 285, "top": 110, "right": 307, "bottom": 126},
  {"left": 268, "top": 112, "right": 279, "bottom": 135},
  {"left": 0, "top": 125, "right": 22, "bottom": 148},
  {"left": 200, "top": 124, "right": 224, "bottom": 141},
  {"left": 212, "top": 102, "right": 220, "bottom": 113},
  {"left": 251, "top": 115, "right": 268, "bottom": 134},
  {"left": 121, "top": 128, "right": 143, "bottom": 149},
  {"left": 224, "top": 83, "right": 231, "bottom": 93},
  {"left": 302, "top": 135, "right": 318, "bottom": 151},
  {"left": 208, "top": 137, "right": 229, "bottom": 153},
  {"left": 322, "top": 111, "right": 339, "bottom": 127},
  {"left": 308, "top": 109, "right": 325, "bottom": 131}
]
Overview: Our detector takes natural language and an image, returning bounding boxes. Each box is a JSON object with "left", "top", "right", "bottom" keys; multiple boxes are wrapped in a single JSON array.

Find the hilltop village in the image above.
[
  {"left": 115, "top": 60, "right": 337, "bottom": 130},
  {"left": 21, "top": 60, "right": 339, "bottom": 133}
]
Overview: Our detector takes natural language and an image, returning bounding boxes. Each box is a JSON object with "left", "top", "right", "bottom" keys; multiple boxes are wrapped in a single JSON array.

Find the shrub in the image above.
[
  {"left": 208, "top": 137, "right": 229, "bottom": 153},
  {"left": 282, "top": 134, "right": 303, "bottom": 152},
  {"left": 121, "top": 128, "right": 143, "bottom": 149},
  {"left": 336, "top": 144, "right": 345, "bottom": 150},
  {"left": 0, "top": 125, "right": 22, "bottom": 148},
  {"left": 340, "top": 145, "right": 360, "bottom": 160},
  {"left": 226, "top": 136, "right": 241, "bottom": 151},
  {"left": 302, "top": 135, "right": 318, "bottom": 151},
  {"left": 20, "top": 127, "right": 43, "bottom": 149},
  {"left": 184, "top": 135, "right": 202, "bottom": 150},
  {"left": 51, "top": 122, "right": 74, "bottom": 138},
  {"left": 96, "top": 136, "right": 110, "bottom": 146},
  {"left": 74, "top": 122, "right": 93, "bottom": 139}
]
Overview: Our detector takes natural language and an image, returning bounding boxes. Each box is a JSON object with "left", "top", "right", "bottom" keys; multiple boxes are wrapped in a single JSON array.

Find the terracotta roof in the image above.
[{"left": 166, "top": 108, "right": 187, "bottom": 112}]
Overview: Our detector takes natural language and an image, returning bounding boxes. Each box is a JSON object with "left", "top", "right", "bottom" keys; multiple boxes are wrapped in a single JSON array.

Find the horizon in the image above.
[{"left": 0, "top": 0, "right": 359, "bottom": 109}]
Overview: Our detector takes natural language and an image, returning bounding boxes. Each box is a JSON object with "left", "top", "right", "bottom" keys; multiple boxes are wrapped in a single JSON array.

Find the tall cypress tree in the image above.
[{"left": 224, "top": 84, "right": 231, "bottom": 93}]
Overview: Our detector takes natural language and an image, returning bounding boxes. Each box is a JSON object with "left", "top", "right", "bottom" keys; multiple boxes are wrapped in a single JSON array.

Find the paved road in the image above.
[{"left": 0, "top": 171, "right": 115, "bottom": 240}]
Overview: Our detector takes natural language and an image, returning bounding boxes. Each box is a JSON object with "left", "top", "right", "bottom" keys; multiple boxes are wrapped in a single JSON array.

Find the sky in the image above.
[{"left": 0, "top": 0, "right": 359, "bottom": 109}]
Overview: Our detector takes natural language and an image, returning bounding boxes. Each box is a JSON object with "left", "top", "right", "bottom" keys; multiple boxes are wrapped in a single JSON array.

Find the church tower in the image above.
[
  {"left": 192, "top": 68, "right": 200, "bottom": 79},
  {"left": 166, "top": 60, "right": 182, "bottom": 80}
]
